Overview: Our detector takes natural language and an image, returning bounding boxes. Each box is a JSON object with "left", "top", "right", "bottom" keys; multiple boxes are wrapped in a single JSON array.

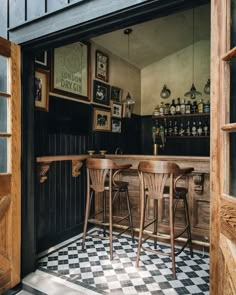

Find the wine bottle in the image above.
[{"left": 170, "top": 99, "right": 176, "bottom": 115}]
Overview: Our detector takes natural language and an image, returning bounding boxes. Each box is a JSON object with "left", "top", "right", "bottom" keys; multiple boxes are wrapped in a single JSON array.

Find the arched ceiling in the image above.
[{"left": 91, "top": 4, "right": 210, "bottom": 69}]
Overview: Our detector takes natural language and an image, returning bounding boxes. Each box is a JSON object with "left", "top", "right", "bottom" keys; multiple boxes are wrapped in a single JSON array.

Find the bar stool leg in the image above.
[
  {"left": 136, "top": 193, "right": 146, "bottom": 267},
  {"left": 125, "top": 188, "right": 135, "bottom": 243},
  {"left": 169, "top": 196, "right": 176, "bottom": 279},
  {"left": 82, "top": 190, "right": 93, "bottom": 250},
  {"left": 103, "top": 191, "right": 107, "bottom": 237},
  {"left": 109, "top": 187, "right": 113, "bottom": 260},
  {"left": 183, "top": 195, "right": 194, "bottom": 258},
  {"left": 154, "top": 199, "right": 158, "bottom": 249}
]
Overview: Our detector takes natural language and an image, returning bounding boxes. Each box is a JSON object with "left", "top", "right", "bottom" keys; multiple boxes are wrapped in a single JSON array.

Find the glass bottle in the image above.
[
  {"left": 203, "top": 100, "right": 210, "bottom": 113},
  {"left": 180, "top": 99, "right": 186, "bottom": 115},
  {"left": 185, "top": 101, "right": 191, "bottom": 114},
  {"left": 164, "top": 118, "right": 168, "bottom": 136},
  {"left": 198, "top": 99, "right": 204, "bottom": 113},
  {"left": 179, "top": 123, "right": 185, "bottom": 136},
  {"left": 168, "top": 120, "right": 173, "bottom": 136},
  {"left": 192, "top": 101, "right": 198, "bottom": 113},
  {"left": 203, "top": 121, "right": 209, "bottom": 136},
  {"left": 153, "top": 105, "right": 160, "bottom": 117},
  {"left": 174, "top": 121, "right": 178, "bottom": 136},
  {"left": 197, "top": 121, "right": 203, "bottom": 136},
  {"left": 186, "top": 121, "right": 191, "bottom": 136},
  {"left": 175, "top": 97, "right": 181, "bottom": 114},
  {"left": 164, "top": 103, "right": 170, "bottom": 115},
  {"left": 192, "top": 121, "right": 197, "bottom": 136},
  {"left": 159, "top": 102, "right": 165, "bottom": 116},
  {"left": 170, "top": 99, "right": 176, "bottom": 115}
]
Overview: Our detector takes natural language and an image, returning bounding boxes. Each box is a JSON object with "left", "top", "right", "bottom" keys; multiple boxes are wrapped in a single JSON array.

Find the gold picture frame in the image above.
[
  {"left": 51, "top": 41, "right": 91, "bottom": 101},
  {"left": 93, "top": 108, "right": 111, "bottom": 132},
  {"left": 35, "top": 68, "right": 49, "bottom": 112}
]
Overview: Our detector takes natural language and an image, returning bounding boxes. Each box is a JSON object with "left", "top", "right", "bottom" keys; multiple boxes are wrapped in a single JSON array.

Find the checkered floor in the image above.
[{"left": 37, "top": 228, "right": 209, "bottom": 295}]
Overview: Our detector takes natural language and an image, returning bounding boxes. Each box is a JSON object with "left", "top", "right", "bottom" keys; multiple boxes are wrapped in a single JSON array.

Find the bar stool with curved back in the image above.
[
  {"left": 82, "top": 158, "right": 134, "bottom": 260},
  {"left": 136, "top": 160, "right": 194, "bottom": 279}
]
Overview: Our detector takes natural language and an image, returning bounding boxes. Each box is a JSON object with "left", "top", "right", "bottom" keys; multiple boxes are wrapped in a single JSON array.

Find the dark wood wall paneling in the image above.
[{"left": 35, "top": 96, "right": 141, "bottom": 252}]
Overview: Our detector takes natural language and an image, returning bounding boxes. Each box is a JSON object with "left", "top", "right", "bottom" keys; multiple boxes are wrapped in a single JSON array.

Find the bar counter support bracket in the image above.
[
  {"left": 193, "top": 173, "right": 204, "bottom": 194},
  {"left": 38, "top": 160, "right": 83, "bottom": 183}
]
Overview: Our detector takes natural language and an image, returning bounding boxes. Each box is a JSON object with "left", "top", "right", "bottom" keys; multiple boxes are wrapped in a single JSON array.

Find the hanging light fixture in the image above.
[
  {"left": 122, "top": 28, "right": 135, "bottom": 118},
  {"left": 204, "top": 78, "right": 210, "bottom": 94},
  {"left": 184, "top": 8, "right": 202, "bottom": 99}
]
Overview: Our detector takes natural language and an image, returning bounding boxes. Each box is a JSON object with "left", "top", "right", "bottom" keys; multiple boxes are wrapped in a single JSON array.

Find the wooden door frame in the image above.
[
  {"left": 210, "top": 0, "right": 230, "bottom": 294},
  {"left": 20, "top": 0, "right": 211, "bottom": 277}
]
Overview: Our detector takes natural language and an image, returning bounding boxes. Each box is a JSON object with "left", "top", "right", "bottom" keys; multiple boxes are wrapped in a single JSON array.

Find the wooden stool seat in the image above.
[
  {"left": 82, "top": 158, "right": 134, "bottom": 260},
  {"left": 136, "top": 160, "right": 194, "bottom": 279}
]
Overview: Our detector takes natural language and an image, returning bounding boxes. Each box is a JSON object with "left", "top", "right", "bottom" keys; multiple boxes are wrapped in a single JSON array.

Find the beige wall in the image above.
[
  {"left": 141, "top": 40, "right": 210, "bottom": 115},
  {"left": 91, "top": 41, "right": 141, "bottom": 114}
]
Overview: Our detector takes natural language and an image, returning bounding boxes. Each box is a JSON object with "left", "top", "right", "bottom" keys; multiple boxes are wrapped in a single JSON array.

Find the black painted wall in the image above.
[{"left": 35, "top": 96, "right": 141, "bottom": 252}]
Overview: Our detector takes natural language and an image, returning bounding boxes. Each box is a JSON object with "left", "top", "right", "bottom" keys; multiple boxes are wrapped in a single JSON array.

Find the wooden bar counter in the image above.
[{"left": 105, "top": 155, "right": 210, "bottom": 245}]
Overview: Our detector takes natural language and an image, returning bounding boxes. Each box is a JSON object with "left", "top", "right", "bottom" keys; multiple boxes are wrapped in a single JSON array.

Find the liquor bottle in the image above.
[
  {"left": 153, "top": 105, "right": 160, "bottom": 117},
  {"left": 185, "top": 101, "right": 191, "bottom": 114},
  {"left": 198, "top": 99, "right": 204, "bottom": 113},
  {"left": 186, "top": 121, "right": 191, "bottom": 136},
  {"left": 197, "top": 121, "right": 203, "bottom": 136},
  {"left": 164, "top": 118, "right": 168, "bottom": 136},
  {"left": 168, "top": 120, "right": 173, "bottom": 136},
  {"left": 164, "top": 103, "right": 170, "bottom": 115},
  {"left": 170, "top": 99, "right": 176, "bottom": 115},
  {"left": 192, "top": 101, "right": 198, "bottom": 113},
  {"left": 159, "top": 102, "right": 165, "bottom": 116},
  {"left": 203, "top": 100, "right": 210, "bottom": 113},
  {"left": 179, "top": 123, "right": 185, "bottom": 136},
  {"left": 174, "top": 121, "right": 178, "bottom": 136},
  {"left": 180, "top": 99, "right": 186, "bottom": 115},
  {"left": 192, "top": 121, "right": 197, "bottom": 136},
  {"left": 203, "top": 121, "right": 209, "bottom": 136},
  {"left": 175, "top": 97, "right": 181, "bottom": 114}
]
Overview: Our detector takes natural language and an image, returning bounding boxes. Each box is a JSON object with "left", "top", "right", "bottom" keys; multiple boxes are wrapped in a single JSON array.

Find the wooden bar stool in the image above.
[
  {"left": 136, "top": 160, "right": 194, "bottom": 279},
  {"left": 82, "top": 158, "right": 134, "bottom": 260}
]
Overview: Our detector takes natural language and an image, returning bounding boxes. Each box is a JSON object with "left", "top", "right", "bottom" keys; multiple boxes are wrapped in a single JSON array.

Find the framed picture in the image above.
[
  {"left": 35, "top": 51, "right": 48, "bottom": 67},
  {"left": 35, "top": 68, "right": 49, "bottom": 112},
  {"left": 93, "top": 108, "right": 111, "bottom": 132},
  {"left": 111, "top": 86, "right": 122, "bottom": 102},
  {"left": 51, "top": 41, "right": 90, "bottom": 101},
  {"left": 112, "top": 119, "right": 122, "bottom": 133},
  {"left": 111, "top": 102, "right": 122, "bottom": 118},
  {"left": 95, "top": 50, "right": 109, "bottom": 82},
  {"left": 93, "top": 80, "right": 110, "bottom": 106}
]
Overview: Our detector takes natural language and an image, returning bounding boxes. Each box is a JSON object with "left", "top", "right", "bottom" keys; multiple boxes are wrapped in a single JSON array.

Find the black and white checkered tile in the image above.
[{"left": 38, "top": 228, "right": 209, "bottom": 295}]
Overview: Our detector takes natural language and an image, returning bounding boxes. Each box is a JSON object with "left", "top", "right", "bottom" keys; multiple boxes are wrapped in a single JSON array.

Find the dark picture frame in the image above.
[
  {"left": 95, "top": 50, "right": 109, "bottom": 82},
  {"left": 35, "top": 51, "right": 48, "bottom": 67},
  {"left": 111, "top": 101, "right": 122, "bottom": 118},
  {"left": 51, "top": 41, "right": 91, "bottom": 101},
  {"left": 93, "top": 108, "right": 111, "bottom": 132},
  {"left": 112, "top": 119, "right": 122, "bottom": 133},
  {"left": 111, "top": 86, "right": 122, "bottom": 102},
  {"left": 35, "top": 68, "right": 49, "bottom": 112},
  {"left": 93, "top": 80, "right": 110, "bottom": 106}
]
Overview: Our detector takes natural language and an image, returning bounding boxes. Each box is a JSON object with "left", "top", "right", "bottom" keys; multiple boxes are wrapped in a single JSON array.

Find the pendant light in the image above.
[
  {"left": 184, "top": 8, "right": 202, "bottom": 99},
  {"left": 122, "top": 28, "right": 135, "bottom": 117},
  {"left": 204, "top": 78, "right": 210, "bottom": 94}
]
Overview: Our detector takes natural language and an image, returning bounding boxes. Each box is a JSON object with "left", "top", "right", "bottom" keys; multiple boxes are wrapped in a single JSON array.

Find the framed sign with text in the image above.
[
  {"left": 51, "top": 41, "right": 91, "bottom": 101},
  {"left": 95, "top": 50, "right": 109, "bottom": 82}
]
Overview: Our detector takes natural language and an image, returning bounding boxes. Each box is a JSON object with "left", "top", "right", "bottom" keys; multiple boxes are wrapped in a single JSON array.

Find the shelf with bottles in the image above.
[
  {"left": 152, "top": 97, "right": 210, "bottom": 118},
  {"left": 152, "top": 113, "right": 210, "bottom": 119},
  {"left": 152, "top": 116, "right": 210, "bottom": 138}
]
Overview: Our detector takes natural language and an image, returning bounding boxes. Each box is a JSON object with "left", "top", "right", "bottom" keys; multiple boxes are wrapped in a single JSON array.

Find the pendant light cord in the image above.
[{"left": 192, "top": 7, "right": 195, "bottom": 84}]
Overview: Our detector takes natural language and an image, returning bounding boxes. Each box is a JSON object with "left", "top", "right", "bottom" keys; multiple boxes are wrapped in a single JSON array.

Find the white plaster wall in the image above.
[
  {"left": 91, "top": 41, "right": 141, "bottom": 114},
  {"left": 141, "top": 40, "right": 210, "bottom": 115}
]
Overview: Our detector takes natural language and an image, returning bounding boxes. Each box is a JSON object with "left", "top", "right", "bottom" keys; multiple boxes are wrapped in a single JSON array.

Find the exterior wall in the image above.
[
  {"left": 8, "top": 0, "right": 149, "bottom": 44},
  {"left": 141, "top": 40, "right": 210, "bottom": 115},
  {"left": 0, "top": 0, "right": 7, "bottom": 38}
]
